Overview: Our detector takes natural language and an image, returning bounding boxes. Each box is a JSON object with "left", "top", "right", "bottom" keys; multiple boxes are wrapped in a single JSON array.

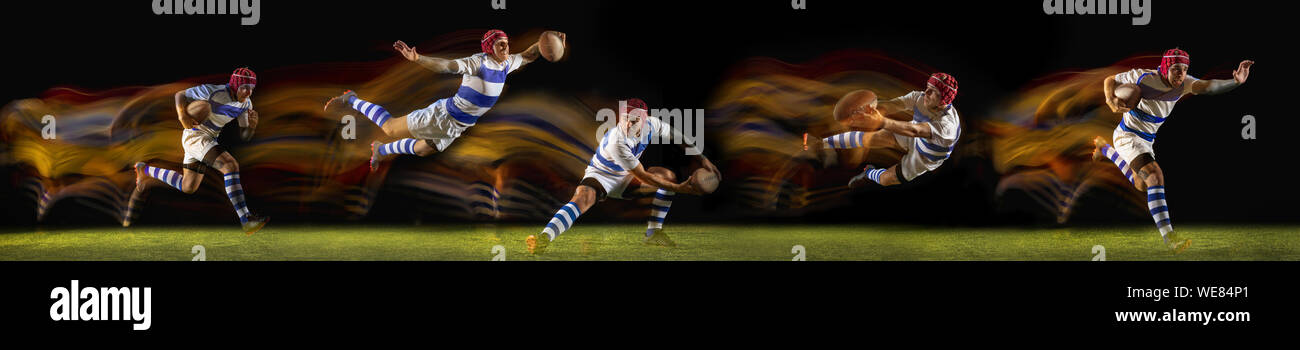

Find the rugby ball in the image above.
[
  {"left": 186, "top": 100, "right": 211, "bottom": 123},
  {"left": 1113, "top": 83, "right": 1141, "bottom": 110},
  {"left": 539, "top": 32, "right": 565, "bottom": 62},
  {"left": 833, "top": 89, "right": 882, "bottom": 130},
  {"left": 691, "top": 167, "right": 720, "bottom": 194}
]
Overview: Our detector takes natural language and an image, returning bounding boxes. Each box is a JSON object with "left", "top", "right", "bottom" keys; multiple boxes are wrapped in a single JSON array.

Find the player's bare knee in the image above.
[
  {"left": 413, "top": 142, "right": 437, "bottom": 157},
  {"left": 572, "top": 186, "right": 597, "bottom": 210},
  {"left": 180, "top": 181, "right": 201, "bottom": 194},
  {"left": 219, "top": 161, "right": 240, "bottom": 175},
  {"left": 1142, "top": 163, "right": 1165, "bottom": 186}
]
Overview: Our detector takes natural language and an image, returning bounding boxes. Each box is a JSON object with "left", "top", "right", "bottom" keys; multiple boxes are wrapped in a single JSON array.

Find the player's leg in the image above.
[
  {"left": 820, "top": 130, "right": 871, "bottom": 150},
  {"left": 1092, "top": 136, "right": 1144, "bottom": 190},
  {"left": 1134, "top": 158, "right": 1189, "bottom": 252},
  {"left": 527, "top": 183, "right": 598, "bottom": 253},
  {"left": 850, "top": 163, "right": 905, "bottom": 187},
  {"left": 210, "top": 151, "right": 269, "bottom": 234},
  {"left": 847, "top": 130, "right": 905, "bottom": 188},
  {"left": 137, "top": 161, "right": 190, "bottom": 193},
  {"left": 124, "top": 161, "right": 200, "bottom": 227},
  {"left": 178, "top": 164, "right": 205, "bottom": 194},
  {"left": 638, "top": 167, "right": 678, "bottom": 246},
  {"left": 325, "top": 90, "right": 407, "bottom": 137},
  {"left": 379, "top": 113, "right": 413, "bottom": 139},
  {"left": 367, "top": 138, "right": 439, "bottom": 170}
]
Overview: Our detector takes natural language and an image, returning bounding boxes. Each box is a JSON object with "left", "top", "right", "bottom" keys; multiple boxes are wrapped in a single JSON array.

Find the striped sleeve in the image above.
[
  {"left": 183, "top": 84, "right": 218, "bottom": 101},
  {"left": 237, "top": 100, "right": 253, "bottom": 125},
  {"left": 507, "top": 53, "right": 529, "bottom": 74},
  {"left": 892, "top": 91, "right": 923, "bottom": 111},
  {"left": 928, "top": 110, "right": 960, "bottom": 143},
  {"left": 1114, "top": 69, "right": 1144, "bottom": 85},
  {"left": 452, "top": 54, "right": 482, "bottom": 76}
]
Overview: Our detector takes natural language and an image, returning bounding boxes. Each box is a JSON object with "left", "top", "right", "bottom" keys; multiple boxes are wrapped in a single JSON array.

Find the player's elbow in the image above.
[
  {"left": 439, "top": 61, "right": 458, "bottom": 74},
  {"left": 906, "top": 125, "right": 929, "bottom": 138}
]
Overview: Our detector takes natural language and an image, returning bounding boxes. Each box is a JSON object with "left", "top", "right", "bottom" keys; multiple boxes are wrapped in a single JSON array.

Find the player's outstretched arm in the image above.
[
  {"left": 519, "top": 30, "right": 565, "bottom": 64},
  {"left": 394, "top": 40, "right": 459, "bottom": 74},
  {"left": 659, "top": 122, "right": 722, "bottom": 182},
  {"left": 174, "top": 91, "right": 198, "bottom": 129},
  {"left": 880, "top": 119, "right": 932, "bottom": 138},
  {"left": 630, "top": 164, "right": 699, "bottom": 195},
  {"left": 875, "top": 96, "right": 910, "bottom": 121},
  {"left": 1191, "top": 60, "right": 1253, "bottom": 95}
]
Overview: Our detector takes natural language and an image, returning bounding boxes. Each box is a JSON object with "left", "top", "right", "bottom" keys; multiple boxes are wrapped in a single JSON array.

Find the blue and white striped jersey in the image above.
[
  {"left": 184, "top": 84, "right": 251, "bottom": 137},
  {"left": 588, "top": 117, "right": 675, "bottom": 177},
  {"left": 442, "top": 53, "right": 529, "bottom": 125},
  {"left": 1113, "top": 68, "right": 1199, "bottom": 142},
  {"left": 893, "top": 91, "right": 961, "bottom": 166}
]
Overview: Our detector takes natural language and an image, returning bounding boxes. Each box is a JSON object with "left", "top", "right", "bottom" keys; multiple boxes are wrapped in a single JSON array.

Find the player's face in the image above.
[
  {"left": 1166, "top": 64, "right": 1188, "bottom": 88},
  {"left": 621, "top": 109, "right": 647, "bottom": 138},
  {"left": 236, "top": 85, "right": 254, "bottom": 101},
  {"left": 923, "top": 85, "right": 943, "bottom": 109},
  {"left": 491, "top": 39, "right": 510, "bottom": 63}
]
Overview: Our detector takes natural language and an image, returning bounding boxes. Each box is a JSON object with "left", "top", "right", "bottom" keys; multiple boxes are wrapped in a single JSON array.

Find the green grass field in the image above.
[{"left": 1, "top": 224, "right": 1297, "bottom": 261}]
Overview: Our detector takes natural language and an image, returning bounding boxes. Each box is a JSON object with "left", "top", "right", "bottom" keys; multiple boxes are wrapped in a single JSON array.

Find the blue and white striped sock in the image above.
[
  {"left": 646, "top": 189, "right": 676, "bottom": 236},
  {"left": 348, "top": 95, "right": 393, "bottom": 127},
  {"left": 145, "top": 165, "right": 184, "bottom": 190},
  {"left": 1100, "top": 144, "right": 1137, "bottom": 185},
  {"left": 541, "top": 202, "right": 583, "bottom": 241},
  {"left": 223, "top": 172, "right": 251, "bottom": 224},
  {"left": 822, "top": 131, "right": 865, "bottom": 149},
  {"left": 377, "top": 138, "right": 419, "bottom": 156},
  {"left": 864, "top": 167, "right": 887, "bottom": 184},
  {"left": 1147, "top": 186, "right": 1173, "bottom": 238}
]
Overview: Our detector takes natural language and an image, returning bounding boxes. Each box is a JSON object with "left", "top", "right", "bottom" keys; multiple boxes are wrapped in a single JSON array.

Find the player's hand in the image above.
[
  {"left": 847, "top": 107, "right": 885, "bottom": 130},
  {"left": 1107, "top": 97, "right": 1131, "bottom": 114},
  {"left": 247, "top": 110, "right": 259, "bottom": 129},
  {"left": 1233, "top": 60, "right": 1254, "bottom": 84},
  {"left": 700, "top": 157, "right": 721, "bottom": 183},
  {"left": 393, "top": 40, "right": 420, "bottom": 61},
  {"left": 176, "top": 108, "right": 197, "bottom": 128},
  {"left": 545, "top": 31, "right": 566, "bottom": 47},
  {"left": 675, "top": 176, "right": 702, "bottom": 195}
]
